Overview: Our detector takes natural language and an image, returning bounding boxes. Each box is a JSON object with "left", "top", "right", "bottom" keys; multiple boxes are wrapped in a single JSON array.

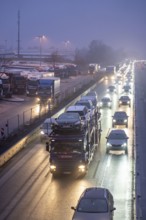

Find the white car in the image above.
[
  {"left": 66, "top": 105, "right": 91, "bottom": 126},
  {"left": 112, "top": 111, "right": 128, "bottom": 128},
  {"left": 80, "top": 95, "right": 98, "bottom": 108},
  {"left": 119, "top": 95, "right": 131, "bottom": 107},
  {"left": 106, "top": 129, "right": 129, "bottom": 154},
  {"left": 99, "top": 96, "right": 112, "bottom": 108},
  {"left": 75, "top": 99, "right": 96, "bottom": 118},
  {"left": 71, "top": 187, "right": 116, "bottom": 220}
]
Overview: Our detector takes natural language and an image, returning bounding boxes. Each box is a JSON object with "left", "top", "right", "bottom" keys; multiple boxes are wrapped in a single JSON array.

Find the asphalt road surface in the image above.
[{"left": 0, "top": 74, "right": 135, "bottom": 220}]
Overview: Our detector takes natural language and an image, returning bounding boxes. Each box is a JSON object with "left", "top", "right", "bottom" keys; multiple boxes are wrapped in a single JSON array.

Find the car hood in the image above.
[
  {"left": 73, "top": 212, "right": 110, "bottom": 220},
  {"left": 107, "top": 139, "right": 127, "bottom": 145}
]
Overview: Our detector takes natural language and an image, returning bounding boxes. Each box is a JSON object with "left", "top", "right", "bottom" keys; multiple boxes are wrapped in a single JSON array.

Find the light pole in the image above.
[{"left": 36, "top": 35, "right": 47, "bottom": 67}]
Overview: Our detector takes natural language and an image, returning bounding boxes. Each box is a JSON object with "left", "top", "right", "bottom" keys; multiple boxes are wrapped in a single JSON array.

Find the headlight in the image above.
[
  {"left": 119, "top": 101, "right": 122, "bottom": 104},
  {"left": 122, "top": 143, "right": 127, "bottom": 147},
  {"left": 107, "top": 142, "right": 112, "bottom": 147},
  {"left": 50, "top": 165, "right": 56, "bottom": 171},
  {"left": 113, "top": 119, "right": 116, "bottom": 122},
  {"left": 124, "top": 119, "right": 127, "bottom": 122},
  {"left": 127, "top": 101, "right": 130, "bottom": 104},
  {"left": 78, "top": 164, "right": 86, "bottom": 172},
  {"left": 40, "top": 130, "right": 45, "bottom": 135}
]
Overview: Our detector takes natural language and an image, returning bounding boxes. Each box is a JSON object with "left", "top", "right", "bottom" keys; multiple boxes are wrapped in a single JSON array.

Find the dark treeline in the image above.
[{"left": 74, "top": 40, "right": 127, "bottom": 68}]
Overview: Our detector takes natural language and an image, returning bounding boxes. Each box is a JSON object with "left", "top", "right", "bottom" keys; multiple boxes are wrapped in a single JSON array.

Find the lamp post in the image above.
[{"left": 36, "top": 35, "right": 47, "bottom": 67}]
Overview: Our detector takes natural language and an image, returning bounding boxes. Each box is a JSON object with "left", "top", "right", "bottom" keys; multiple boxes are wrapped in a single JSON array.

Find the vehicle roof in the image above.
[
  {"left": 81, "top": 187, "right": 109, "bottom": 199},
  {"left": 76, "top": 99, "right": 92, "bottom": 104},
  {"left": 67, "top": 105, "right": 87, "bottom": 111},
  {"left": 81, "top": 96, "right": 97, "bottom": 101},
  {"left": 109, "top": 129, "right": 127, "bottom": 135}
]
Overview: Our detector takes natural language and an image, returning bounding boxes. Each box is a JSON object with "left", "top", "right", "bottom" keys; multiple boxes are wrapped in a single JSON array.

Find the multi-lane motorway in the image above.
[{"left": 0, "top": 70, "right": 135, "bottom": 220}]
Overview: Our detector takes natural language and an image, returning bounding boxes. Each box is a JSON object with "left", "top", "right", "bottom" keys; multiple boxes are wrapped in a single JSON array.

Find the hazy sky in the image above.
[{"left": 0, "top": 0, "right": 146, "bottom": 57}]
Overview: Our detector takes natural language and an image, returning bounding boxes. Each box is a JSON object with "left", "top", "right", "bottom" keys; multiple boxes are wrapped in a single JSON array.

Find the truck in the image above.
[
  {"left": 26, "top": 76, "right": 39, "bottom": 96},
  {"left": 88, "top": 63, "right": 100, "bottom": 74},
  {"left": 0, "top": 73, "right": 12, "bottom": 98},
  {"left": 106, "top": 66, "right": 116, "bottom": 75},
  {"left": 46, "top": 111, "right": 101, "bottom": 177},
  {"left": 37, "top": 77, "right": 60, "bottom": 104},
  {"left": 4, "top": 71, "right": 27, "bottom": 95}
]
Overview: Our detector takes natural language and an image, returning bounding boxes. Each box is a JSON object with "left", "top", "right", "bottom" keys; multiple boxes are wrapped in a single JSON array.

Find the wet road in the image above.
[{"left": 0, "top": 74, "right": 135, "bottom": 220}]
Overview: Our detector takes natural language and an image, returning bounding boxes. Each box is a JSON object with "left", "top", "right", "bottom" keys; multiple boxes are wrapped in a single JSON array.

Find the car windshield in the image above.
[
  {"left": 77, "top": 198, "right": 108, "bottom": 213},
  {"left": 114, "top": 112, "right": 127, "bottom": 117},
  {"left": 58, "top": 113, "right": 80, "bottom": 121},
  {"left": 102, "top": 98, "right": 110, "bottom": 102},
  {"left": 120, "top": 96, "right": 130, "bottom": 100},
  {"left": 76, "top": 102, "right": 90, "bottom": 109},
  {"left": 108, "top": 131, "right": 127, "bottom": 139}
]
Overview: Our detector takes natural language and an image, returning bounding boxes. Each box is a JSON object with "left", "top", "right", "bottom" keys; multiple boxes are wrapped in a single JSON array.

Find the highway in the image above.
[{"left": 0, "top": 72, "right": 135, "bottom": 220}]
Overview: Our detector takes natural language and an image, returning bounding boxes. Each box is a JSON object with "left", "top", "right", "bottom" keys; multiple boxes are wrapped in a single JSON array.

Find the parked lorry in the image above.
[
  {"left": 37, "top": 77, "right": 60, "bottom": 104},
  {"left": 26, "top": 76, "right": 39, "bottom": 96},
  {"left": 106, "top": 66, "right": 116, "bottom": 75},
  {"left": 6, "top": 72, "right": 27, "bottom": 95},
  {"left": 46, "top": 111, "right": 101, "bottom": 177},
  {"left": 88, "top": 63, "right": 100, "bottom": 74},
  {"left": 0, "top": 73, "right": 12, "bottom": 98}
]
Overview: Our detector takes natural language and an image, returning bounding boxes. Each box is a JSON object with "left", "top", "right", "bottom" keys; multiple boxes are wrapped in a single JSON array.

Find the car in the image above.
[
  {"left": 122, "top": 85, "right": 131, "bottom": 93},
  {"left": 112, "top": 111, "right": 128, "bottom": 127},
  {"left": 66, "top": 105, "right": 91, "bottom": 126},
  {"left": 119, "top": 95, "right": 131, "bottom": 107},
  {"left": 75, "top": 99, "right": 96, "bottom": 118},
  {"left": 40, "top": 118, "right": 54, "bottom": 141},
  {"left": 86, "top": 90, "right": 98, "bottom": 99},
  {"left": 80, "top": 95, "right": 98, "bottom": 108},
  {"left": 106, "top": 129, "right": 129, "bottom": 154},
  {"left": 99, "top": 96, "right": 112, "bottom": 108},
  {"left": 71, "top": 187, "right": 116, "bottom": 220},
  {"left": 52, "top": 112, "right": 84, "bottom": 131},
  {"left": 107, "top": 85, "right": 116, "bottom": 93}
]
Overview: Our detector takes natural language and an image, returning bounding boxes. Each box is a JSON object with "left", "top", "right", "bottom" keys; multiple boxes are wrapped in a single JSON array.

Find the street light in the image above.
[{"left": 36, "top": 35, "right": 47, "bottom": 67}]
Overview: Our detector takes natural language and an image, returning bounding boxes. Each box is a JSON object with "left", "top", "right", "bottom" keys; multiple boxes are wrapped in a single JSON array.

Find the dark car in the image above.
[
  {"left": 71, "top": 187, "right": 116, "bottom": 220},
  {"left": 53, "top": 112, "right": 84, "bottom": 131},
  {"left": 112, "top": 111, "right": 129, "bottom": 128},
  {"left": 99, "top": 96, "right": 112, "bottom": 108},
  {"left": 119, "top": 95, "right": 131, "bottom": 107},
  {"left": 106, "top": 129, "right": 129, "bottom": 154},
  {"left": 107, "top": 85, "right": 116, "bottom": 93}
]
